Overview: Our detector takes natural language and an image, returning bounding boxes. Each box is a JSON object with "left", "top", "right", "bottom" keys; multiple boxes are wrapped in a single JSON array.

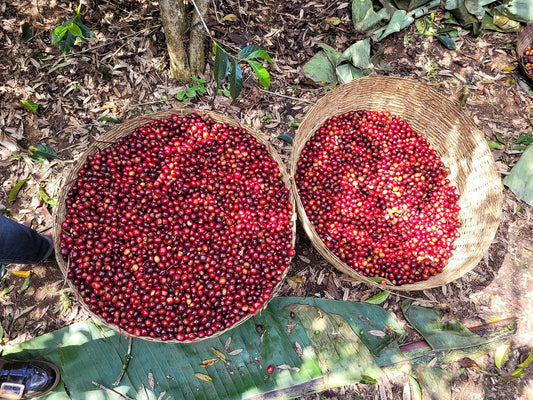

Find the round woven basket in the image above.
[
  {"left": 289, "top": 75, "right": 503, "bottom": 291},
  {"left": 517, "top": 23, "right": 533, "bottom": 81},
  {"left": 53, "top": 108, "right": 297, "bottom": 342}
]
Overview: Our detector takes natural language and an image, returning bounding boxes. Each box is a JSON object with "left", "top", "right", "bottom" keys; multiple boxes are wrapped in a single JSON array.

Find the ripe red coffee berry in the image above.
[
  {"left": 267, "top": 365, "right": 275, "bottom": 374},
  {"left": 60, "top": 113, "right": 295, "bottom": 340},
  {"left": 295, "top": 110, "right": 461, "bottom": 286}
]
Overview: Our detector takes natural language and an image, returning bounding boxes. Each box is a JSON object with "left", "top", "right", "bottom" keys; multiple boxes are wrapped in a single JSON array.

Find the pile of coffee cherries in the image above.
[
  {"left": 60, "top": 113, "right": 295, "bottom": 341},
  {"left": 523, "top": 44, "right": 533, "bottom": 74},
  {"left": 295, "top": 110, "right": 461, "bottom": 285}
]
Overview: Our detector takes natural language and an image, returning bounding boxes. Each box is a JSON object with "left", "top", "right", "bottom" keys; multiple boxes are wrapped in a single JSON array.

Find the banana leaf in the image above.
[
  {"left": 401, "top": 300, "right": 486, "bottom": 350},
  {"left": 2, "top": 297, "right": 516, "bottom": 400},
  {"left": 503, "top": 145, "right": 533, "bottom": 206}
]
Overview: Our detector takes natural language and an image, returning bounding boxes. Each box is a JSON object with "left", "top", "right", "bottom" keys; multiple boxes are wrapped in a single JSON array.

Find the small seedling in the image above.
[
  {"left": 213, "top": 42, "right": 273, "bottom": 99},
  {"left": 415, "top": 13, "right": 457, "bottom": 50},
  {"left": 176, "top": 77, "right": 206, "bottom": 103},
  {"left": 51, "top": 5, "right": 95, "bottom": 55}
]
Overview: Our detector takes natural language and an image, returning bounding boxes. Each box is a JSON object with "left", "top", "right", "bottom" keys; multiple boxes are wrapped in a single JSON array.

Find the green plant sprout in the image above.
[
  {"left": 176, "top": 77, "right": 206, "bottom": 103},
  {"left": 213, "top": 42, "right": 273, "bottom": 100},
  {"left": 51, "top": 5, "right": 95, "bottom": 55}
]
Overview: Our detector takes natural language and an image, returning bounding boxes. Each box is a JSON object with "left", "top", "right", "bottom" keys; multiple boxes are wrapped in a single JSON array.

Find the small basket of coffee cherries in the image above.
[{"left": 517, "top": 23, "right": 533, "bottom": 81}]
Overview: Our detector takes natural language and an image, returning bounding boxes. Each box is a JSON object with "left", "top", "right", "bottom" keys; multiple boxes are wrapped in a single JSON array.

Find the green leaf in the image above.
[
  {"left": 494, "top": 344, "right": 510, "bottom": 369},
  {"left": 191, "top": 76, "right": 205, "bottom": 84},
  {"left": 21, "top": 22, "right": 33, "bottom": 42},
  {"left": 2, "top": 298, "right": 406, "bottom": 400},
  {"left": 415, "top": 19, "right": 426, "bottom": 33},
  {"left": 516, "top": 131, "right": 533, "bottom": 146},
  {"left": 401, "top": 300, "right": 485, "bottom": 350},
  {"left": 487, "top": 139, "right": 504, "bottom": 149},
  {"left": 444, "top": 0, "right": 481, "bottom": 34},
  {"left": 494, "top": 0, "right": 533, "bottom": 23},
  {"left": 213, "top": 43, "right": 230, "bottom": 86},
  {"left": 76, "top": 22, "right": 95, "bottom": 38},
  {"left": 58, "top": 31, "right": 77, "bottom": 54},
  {"left": 503, "top": 145, "right": 533, "bottom": 205},
  {"left": 237, "top": 44, "right": 273, "bottom": 64},
  {"left": 369, "top": 276, "right": 393, "bottom": 285},
  {"left": 336, "top": 38, "right": 375, "bottom": 83},
  {"left": 51, "top": 25, "right": 68, "bottom": 44},
  {"left": 229, "top": 61, "right": 243, "bottom": 99},
  {"left": 366, "top": 291, "right": 390, "bottom": 305},
  {"left": 351, "top": 0, "right": 389, "bottom": 32},
  {"left": 302, "top": 45, "right": 340, "bottom": 84},
  {"left": 22, "top": 99, "right": 38, "bottom": 114},
  {"left": 186, "top": 86, "right": 198, "bottom": 98},
  {"left": 373, "top": 10, "right": 414, "bottom": 41},
  {"left": 20, "top": 276, "right": 31, "bottom": 292},
  {"left": 67, "top": 22, "right": 82, "bottom": 37},
  {"left": 29, "top": 144, "right": 58, "bottom": 160},
  {"left": 97, "top": 116, "right": 122, "bottom": 123},
  {"left": 176, "top": 91, "right": 186, "bottom": 101},
  {"left": 493, "top": 133, "right": 506, "bottom": 145},
  {"left": 436, "top": 34, "right": 457, "bottom": 49},
  {"left": 359, "top": 375, "right": 378, "bottom": 384},
  {"left": 246, "top": 59, "right": 270, "bottom": 89},
  {"left": 38, "top": 185, "right": 57, "bottom": 206},
  {"left": 277, "top": 134, "right": 294, "bottom": 144},
  {"left": 407, "top": 375, "right": 423, "bottom": 400},
  {"left": 8, "top": 177, "right": 30, "bottom": 203},
  {"left": 394, "top": 0, "right": 434, "bottom": 11},
  {"left": 411, "top": 365, "right": 452, "bottom": 400}
]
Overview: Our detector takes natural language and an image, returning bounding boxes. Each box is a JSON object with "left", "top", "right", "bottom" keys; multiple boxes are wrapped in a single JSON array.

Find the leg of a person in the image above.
[{"left": 0, "top": 215, "right": 54, "bottom": 264}]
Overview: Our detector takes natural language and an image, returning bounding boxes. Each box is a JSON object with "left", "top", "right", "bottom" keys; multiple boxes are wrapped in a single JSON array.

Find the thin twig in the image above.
[
  {"left": 113, "top": 337, "right": 133, "bottom": 386},
  {"left": 92, "top": 381, "right": 135, "bottom": 400},
  {"left": 258, "top": 88, "right": 314, "bottom": 104}
]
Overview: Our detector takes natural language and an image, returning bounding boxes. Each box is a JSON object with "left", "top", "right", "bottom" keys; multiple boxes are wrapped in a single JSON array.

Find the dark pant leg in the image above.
[{"left": 0, "top": 215, "right": 53, "bottom": 264}]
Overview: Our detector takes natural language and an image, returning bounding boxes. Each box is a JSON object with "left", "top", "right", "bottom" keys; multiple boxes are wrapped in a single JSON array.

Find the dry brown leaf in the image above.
[
  {"left": 286, "top": 321, "right": 298, "bottom": 335},
  {"left": 100, "top": 101, "right": 117, "bottom": 113},
  {"left": 194, "top": 372, "right": 213, "bottom": 382},
  {"left": 200, "top": 358, "right": 220, "bottom": 367},
  {"left": 222, "top": 13, "right": 239, "bottom": 22},
  {"left": 277, "top": 364, "right": 300, "bottom": 372},
  {"left": 228, "top": 349, "right": 243, "bottom": 356},
  {"left": 211, "top": 347, "right": 228, "bottom": 364},
  {"left": 292, "top": 342, "right": 304, "bottom": 358},
  {"left": 148, "top": 370, "right": 156, "bottom": 390},
  {"left": 224, "top": 336, "right": 231, "bottom": 352}
]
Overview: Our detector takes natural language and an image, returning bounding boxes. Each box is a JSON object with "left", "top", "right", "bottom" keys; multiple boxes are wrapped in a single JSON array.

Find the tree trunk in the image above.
[
  {"left": 159, "top": 0, "right": 208, "bottom": 82},
  {"left": 188, "top": 0, "right": 209, "bottom": 76}
]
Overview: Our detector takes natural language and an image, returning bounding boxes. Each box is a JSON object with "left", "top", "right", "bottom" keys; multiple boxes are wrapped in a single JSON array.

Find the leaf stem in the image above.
[{"left": 113, "top": 337, "right": 133, "bottom": 386}]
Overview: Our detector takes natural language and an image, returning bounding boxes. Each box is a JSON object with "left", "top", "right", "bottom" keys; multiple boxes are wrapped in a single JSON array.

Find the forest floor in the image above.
[{"left": 0, "top": 0, "right": 532, "bottom": 399}]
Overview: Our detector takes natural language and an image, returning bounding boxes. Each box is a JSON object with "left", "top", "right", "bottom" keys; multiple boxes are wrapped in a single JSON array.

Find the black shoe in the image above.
[{"left": 0, "top": 358, "right": 60, "bottom": 399}]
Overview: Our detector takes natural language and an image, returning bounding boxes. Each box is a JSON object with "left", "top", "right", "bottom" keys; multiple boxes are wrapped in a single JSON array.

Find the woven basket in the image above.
[
  {"left": 517, "top": 23, "right": 533, "bottom": 82},
  {"left": 289, "top": 75, "right": 503, "bottom": 291},
  {"left": 53, "top": 108, "right": 297, "bottom": 342}
]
